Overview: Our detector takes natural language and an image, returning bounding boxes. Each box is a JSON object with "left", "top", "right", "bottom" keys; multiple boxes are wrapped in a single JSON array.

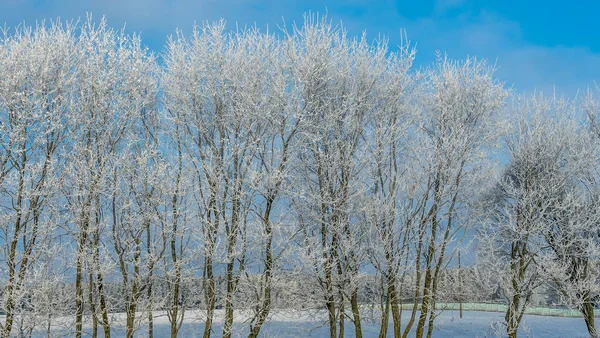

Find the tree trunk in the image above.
[
  {"left": 202, "top": 255, "right": 216, "bottom": 338},
  {"left": 389, "top": 280, "right": 402, "bottom": 338},
  {"left": 351, "top": 289, "right": 362, "bottom": 338},
  {"left": 75, "top": 233, "right": 86, "bottom": 338},
  {"left": 89, "top": 271, "right": 98, "bottom": 338},
  {"left": 169, "top": 263, "right": 181, "bottom": 338},
  {"left": 223, "top": 206, "right": 241, "bottom": 338},
  {"left": 0, "top": 142, "right": 28, "bottom": 338},
  {"left": 321, "top": 212, "right": 337, "bottom": 338},
  {"left": 401, "top": 233, "right": 424, "bottom": 338},
  {"left": 338, "top": 296, "right": 345, "bottom": 338},
  {"left": 96, "top": 263, "right": 111, "bottom": 338},
  {"left": 223, "top": 258, "right": 236, "bottom": 338},
  {"left": 146, "top": 238, "right": 155, "bottom": 338},
  {"left": 147, "top": 273, "right": 154, "bottom": 338},
  {"left": 2, "top": 244, "right": 17, "bottom": 338},
  {"left": 416, "top": 241, "right": 435, "bottom": 338},
  {"left": 2, "top": 233, "right": 18, "bottom": 338},
  {"left": 170, "top": 142, "right": 183, "bottom": 338},
  {"left": 248, "top": 197, "right": 276, "bottom": 338},
  {"left": 378, "top": 282, "right": 390, "bottom": 338},
  {"left": 581, "top": 301, "right": 598, "bottom": 338},
  {"left": 505, "top": 292, "right": 521, "bottom": 338},
  {"left": 327, "top": 294, "right": 337, "bottom": 338}
]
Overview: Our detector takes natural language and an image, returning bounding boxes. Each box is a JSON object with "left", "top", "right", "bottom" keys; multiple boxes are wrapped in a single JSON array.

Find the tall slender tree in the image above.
[
  {"left": 64, "top": 17, "right": 158, "bottom": 338},
  {"left": 289, "top": 15, "right": 404, "bottom": 338},
  {"left": 0, "top": 20, "right": 76, "bottom": 338},
  {"left": 363, "top": 38, "right": 415, "bottom": 338},
  {"left": 409, "top": 55, "right": 507, "bottom": 338}
]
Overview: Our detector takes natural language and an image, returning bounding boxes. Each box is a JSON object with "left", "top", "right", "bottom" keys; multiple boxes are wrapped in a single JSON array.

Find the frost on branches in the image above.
[{"left": 0, "top": 14, "right": 599, "bottom": 338}]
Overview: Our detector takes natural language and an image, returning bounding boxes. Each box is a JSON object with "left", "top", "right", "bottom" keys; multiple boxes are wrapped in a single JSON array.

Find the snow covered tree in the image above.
[
  {"left": 478, "top": 95, "right": 599, "bottom": 338},
  {"left": 241, "top": 27, "right": 301, "bottom": 338},
  {"left": 0, "top": 20, "right": 77, "bottom": 338},
  {"left": 287, "top": 15, "right": 412, "bottom": 338},
  {"left": 109, "top": 106, "right": 167, "bottom": 337},
  {"left": 407, "top": 55, "right": 507, "bottom": 338},
  {"left": 63, "top": 17, "right": 158, "bottom": 338},
  {"left": 163, "top": 21, "right": 282, "bottom": 338},
  {"left": 362, "top": 35, "right": 416, "bottom": 338},
  {"left": 4, "top": 12, "right": 600, "bottom": 338}
]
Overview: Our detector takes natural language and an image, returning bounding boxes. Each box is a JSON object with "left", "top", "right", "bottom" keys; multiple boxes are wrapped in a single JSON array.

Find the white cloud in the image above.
[
  {"left": 390, "top": 10, "right": 600, "bottom": 96},
  {"left": 1, "top": 0, "right": 598, "bottom": 96}
]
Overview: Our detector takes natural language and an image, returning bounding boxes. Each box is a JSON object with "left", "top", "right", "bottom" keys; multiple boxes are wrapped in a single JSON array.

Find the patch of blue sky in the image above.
[{"left": 1, "top": 0, "right": 599, "bottom": 97}]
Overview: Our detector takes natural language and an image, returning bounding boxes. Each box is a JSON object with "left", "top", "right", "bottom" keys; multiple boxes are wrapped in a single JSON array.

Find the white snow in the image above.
[{"left": 29, "top": 309, "right": 594, "bottom": 337}]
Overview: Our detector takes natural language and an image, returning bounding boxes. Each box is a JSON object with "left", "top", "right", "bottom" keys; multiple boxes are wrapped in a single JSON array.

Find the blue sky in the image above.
[{"left": 1, "top": 0, "right": 598, "bottom": 96}]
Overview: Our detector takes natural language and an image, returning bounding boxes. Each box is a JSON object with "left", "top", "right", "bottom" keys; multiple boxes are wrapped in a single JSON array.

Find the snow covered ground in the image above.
[{"left": 30, "top": 309, "right": 593, "bottom": 337}]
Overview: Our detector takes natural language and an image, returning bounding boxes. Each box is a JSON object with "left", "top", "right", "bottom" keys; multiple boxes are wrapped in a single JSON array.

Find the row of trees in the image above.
[{"left": 0, "top": 15, "right": 598, "bottom": 338}]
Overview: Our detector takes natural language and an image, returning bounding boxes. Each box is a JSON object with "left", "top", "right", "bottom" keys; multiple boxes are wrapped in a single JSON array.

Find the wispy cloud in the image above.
[
  {"left": 399, "top": 10, "right": 600, "bottom": 96},
  {"left": 1, "top": 0, "right": 598, "bottom": 96}
]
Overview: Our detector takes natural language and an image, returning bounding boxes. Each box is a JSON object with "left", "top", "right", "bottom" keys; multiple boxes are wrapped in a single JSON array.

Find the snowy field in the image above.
[{"left": 30, "top": 309, "right": 593, "bottom": 337}]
